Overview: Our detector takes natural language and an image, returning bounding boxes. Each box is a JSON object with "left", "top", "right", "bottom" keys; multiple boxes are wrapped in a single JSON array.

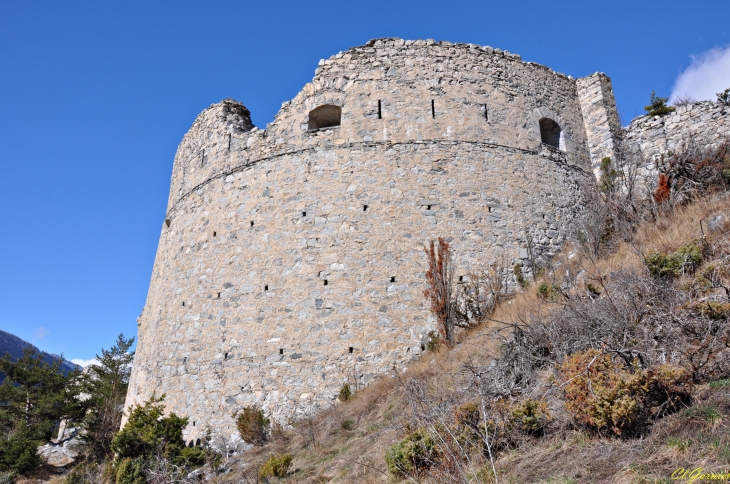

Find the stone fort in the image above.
[{"left": 124, "top": 37, "right": 728, "bottom": 444}]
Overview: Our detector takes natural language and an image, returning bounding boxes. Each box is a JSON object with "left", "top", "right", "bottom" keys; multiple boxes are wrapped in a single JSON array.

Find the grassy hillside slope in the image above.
[{"left": 226, "top": 194, "right": 730, "bottom": 484}]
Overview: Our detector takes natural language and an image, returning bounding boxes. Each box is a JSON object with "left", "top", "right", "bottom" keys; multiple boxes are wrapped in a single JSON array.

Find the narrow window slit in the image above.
[
  {"left": 363, "top": 204, "right": 368, "bottom": 212},
  {"left": 488, "top": 206, "right": 492, "bottom": 212},
  {"left": 228, "top": 133, "right": 231, "bottom": 151},
  {"left": 377, "top": 100, "right": 382, "bottom": 119},
  {"left": 224, "top": 352, "right": 228, "bottom": 359},
  {"left": 264, "top": 285, "right": 268, "bottom": 291},
  {"left": 182, "top": 301, "right": 185, "bottom": 307},
  {"left": 217, "top": 292, "right": 221, "bottom": 298},
  {"left": 348, "top": 346, "right": 354, "bottom": 354},
  {"left": 250, "top": 221, "right": 254, "bottom": 227},
  {"left": 279, "top": 348, "right": 284, "bottom": 355},
  {"left": 484, "top": 105, "right": 489, "bottom": 122},
  {"left": 213, "top": 231, "right": 216, "bottom": 237},
  {"left": 324, "top": 280, "right": 328, "bottom": 286},
  {"left": 431, "top": 99, "right": 435, "bottom": 118},
  {"left": 459, "top": 276, "right": 464, "bottom": 282}
]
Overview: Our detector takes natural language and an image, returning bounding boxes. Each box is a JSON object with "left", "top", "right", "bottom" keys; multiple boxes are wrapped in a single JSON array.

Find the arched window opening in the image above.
[
  {"left": 308, "top": 105, "right": 341, "bottom": 131},
  {"left": 539, "top": 118, "right": 562, "bottom": 149}
]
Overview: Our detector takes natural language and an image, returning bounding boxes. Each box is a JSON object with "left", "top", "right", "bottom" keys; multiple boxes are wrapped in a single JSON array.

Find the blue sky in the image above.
[{"left": 1, "top": 1, "right": 728, "bottom": 364}]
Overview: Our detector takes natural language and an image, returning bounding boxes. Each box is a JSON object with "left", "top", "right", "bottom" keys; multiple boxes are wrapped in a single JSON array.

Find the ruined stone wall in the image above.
[
  {"left": 126, "top": 38, "right": 602, "bottom": 444},
  {"left": 624, "top": 101, "right": 730, "bottom": 158}
]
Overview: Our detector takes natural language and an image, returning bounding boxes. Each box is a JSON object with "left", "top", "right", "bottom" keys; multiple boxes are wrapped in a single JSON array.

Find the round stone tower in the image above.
[{"left": 125, "top": 38, "right": 610, "bottom": 443}]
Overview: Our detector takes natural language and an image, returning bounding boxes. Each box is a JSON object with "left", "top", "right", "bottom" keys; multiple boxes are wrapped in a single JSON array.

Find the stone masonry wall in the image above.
[
  {"left": 624, "top": 100, "right": 730, "bottom": 158},
  {"left": 125, "top": 38, "right": 602, "bottom": 445},
  {"left": 577, "top": 73, "right": 622, "bottom": 177}
]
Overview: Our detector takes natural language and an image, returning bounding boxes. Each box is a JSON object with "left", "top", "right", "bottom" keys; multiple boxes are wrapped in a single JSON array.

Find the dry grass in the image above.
[{"left": 222, "top": 196, "right": 730, "bottom": 483}]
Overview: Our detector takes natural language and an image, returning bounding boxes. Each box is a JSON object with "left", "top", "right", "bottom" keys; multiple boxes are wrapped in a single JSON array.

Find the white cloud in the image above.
[
  {"left": 71, "top": 358, "right": 99, "bottom": 368},
  {"left": 671, "top": 45, "right": 730, "bottom": 104},
  {"left": 34, "top": 327, "right": 49, "bottom": 339}
]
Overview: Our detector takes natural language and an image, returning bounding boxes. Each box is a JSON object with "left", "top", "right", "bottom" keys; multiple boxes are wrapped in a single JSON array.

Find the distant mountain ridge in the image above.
[{"left": 0, "top": 330, "right": 80, "bottom": 383}]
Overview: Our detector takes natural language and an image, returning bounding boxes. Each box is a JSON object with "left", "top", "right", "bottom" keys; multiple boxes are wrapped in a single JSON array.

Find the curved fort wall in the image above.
[{"left": 126, "top": 38, "right": 612, "bottom": 442}]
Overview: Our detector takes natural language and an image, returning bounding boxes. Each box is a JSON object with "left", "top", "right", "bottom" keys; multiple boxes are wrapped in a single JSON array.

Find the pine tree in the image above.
[
  {"left": 644, "top": 90, "right": 676, "bottom": 116},
  {"left": 0, "top": 348, "right": 82, "bottom": 473},
  {"left": 79, "top": 333, "right": 135, "bottom": 459}
]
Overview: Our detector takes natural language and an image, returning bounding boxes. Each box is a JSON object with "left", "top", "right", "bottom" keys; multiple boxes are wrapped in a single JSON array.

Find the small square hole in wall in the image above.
[
  {"left": 217, "top": 292, "right": 221, "bottom": 298},
  {"left": 323, "top": 280, "right": 328, "bottom": 286},
  {"left": 250, "top": 221, "right": 254, "bottom": 227},
  {"left": 264, "top": 285, "right": 269, "bottom": 291},
  {"left": 542, "top": 214, "right": 545, "bottom": 219},
  {"left": 421, "top": 344, "right": 426, "bottom": 351},
  {"left": 427, "top": 205, "right": 432, "bottom": 210},
  {"left": 224, "top": 352, "right": 228, "bottom": 360},
  {"left": 213, "top": 231, "right": 217, "bottom": 237},
  {"left": 193, "top": 421, "right": 196, "bottom": 427},
  {"left": 279, "top": 348, "right": 284, "bottom": 355},
  {"left": 390, "top": 276, "right": 396, "bottom": 283},
  {"left": 459, "top": 276, "right": 464, "bottom": 282},
  {"left": 488, "top": 207, "right": 492, "bottom": 212},
  {"left": 348, "top": 346, "right": 354, "bottom": 354},
  {"left": 363, "top": 204, "right": 368, "bottom": 212},
  {"left": 302, "top": 211, "right": 307, "bottom": 217}
]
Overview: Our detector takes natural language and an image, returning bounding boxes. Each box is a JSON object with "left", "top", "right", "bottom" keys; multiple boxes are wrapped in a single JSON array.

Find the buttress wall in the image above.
[{"left": 126, "top": 38, "right": 599, "bottom": 444}]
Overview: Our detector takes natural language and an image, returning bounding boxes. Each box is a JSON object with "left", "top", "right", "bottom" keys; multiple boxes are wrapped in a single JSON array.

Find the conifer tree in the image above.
[
  {"left": 0, "top": 348, "right": 82, "bottom": 473},
  {"left": 644, "top": 90, "right": 676, "bottom": 116},
  {"left": 79, "top": 333, "right": 135, "bottom": 459}
]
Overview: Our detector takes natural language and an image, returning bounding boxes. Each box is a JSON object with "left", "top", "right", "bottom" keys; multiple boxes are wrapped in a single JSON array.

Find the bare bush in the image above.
[
  {"left": 655, "top": 139, "right": 730, "bottom": 206},
  {"left": 454, "top": 258, "right": 510, "bottom": 324}
]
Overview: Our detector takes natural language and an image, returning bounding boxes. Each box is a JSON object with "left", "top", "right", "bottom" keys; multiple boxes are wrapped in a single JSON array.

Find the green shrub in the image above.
[
  {"left": 645, "top": 243, "right": 703, "bottom": 277},
  {"left": 235, "top": 406, "right": 270, "bottom": 446},
  {"left": 426, "top": 331, "right": 442, "bottom": 351},
  {"left": 598, "top": 156, "right": 621, "bottom": 194},
  {"left": 510, "top": 398, "right": 551, "bottom": 435},
  {"left": 338, "top": 383, "right": 352, "bottom": 402},
  {"left": 709, "top": 379, "right": 730, "bottom": 389},
  {"left": 718, "top": 88, "right": 730, "bottom": 106},
  {"left": 0, "top": 428, "right": 44, "bottom": 473},
  {"left": 341, "top": 419, "right": 355, "bottom": 430},
  {"left": 176, "top": 445, "right": 206, "bottom": 466},
  {"left": 111, "top": 395, "right": 190, "bottom": 460},
  {"left": 258, "top": 454, "right": 292, "bottom": 479},
  {"left": 686, "top": 301, "right": 730, "bottom": 319},
  {"left": 115, "top": 457, "right": 146, "bottom": 484},
  {"left": 0, "top": 472, "right": 16, "bottom": 484},
  {"left": 667, "top": 436, "right": 691, "bottom": 452},
  {"left": 644, "top": 91, "right": 676, "bottom": 116},
  {"left": 513, "top": 263, "right": 528, "bottom": 289},
  {"left": 110, "top": 394, "right": 204, "bottom": 482},
  {"left": 537, "top": 283, "right": 561, "bottom": 302},
  {"left": 385, "top": 429, "right": 438, "bottom": 477}
]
